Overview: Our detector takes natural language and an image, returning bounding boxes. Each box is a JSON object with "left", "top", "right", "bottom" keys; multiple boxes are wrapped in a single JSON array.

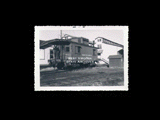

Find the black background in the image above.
[{"left": 28, "top": 15, "right": 134, "bottom": 98}]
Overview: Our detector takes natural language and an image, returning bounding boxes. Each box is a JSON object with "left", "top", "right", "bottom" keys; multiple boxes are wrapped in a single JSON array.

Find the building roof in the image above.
[
  {"left": 40, "top": 39, "right": 71, "bottom": 49},
  {"left": 108, "top": 55, "right": 122, "bottom": 59},
  {"left": 40, "top": 40, "right": 46, "bottom": 46}
]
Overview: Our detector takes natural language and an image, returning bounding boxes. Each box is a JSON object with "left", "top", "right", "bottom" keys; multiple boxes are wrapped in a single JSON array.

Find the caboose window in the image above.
[
  {"left": 78, "top": 39, "right": 81, "bottom": 43},
  {"left": 50, "top": 49, "right": 53, "bottom": 59},
  {"left": 75, "top": 46, "right": 81, "bottom": 54},
  {"left": 93, "top": 49, "right": 96, "bottom": 56},
  {"left": 97, "top": 53, "right": 101, "bottom": 56},
  {"left": 66, "top": 47, "right": 70, "bottom": 52},
  {"left": 78, "top": 47, "right": 81, "bottom": 53}
]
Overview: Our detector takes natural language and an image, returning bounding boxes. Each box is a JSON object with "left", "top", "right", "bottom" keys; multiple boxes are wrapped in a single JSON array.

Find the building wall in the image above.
[
  {"left": 109, "top": 58, "right": 122, "bottom": 67},
  {"left": 40, "top": 46, "right": 53, "bottom": 65},
  {"left": 62, "top": 44, "right": 72, "bottom": 59},
  {"left": 95, "top": 38, "right": 122, "bottom": 62},
  {"left": 122, "top": 58, "right": 124, "bottom": 67}
]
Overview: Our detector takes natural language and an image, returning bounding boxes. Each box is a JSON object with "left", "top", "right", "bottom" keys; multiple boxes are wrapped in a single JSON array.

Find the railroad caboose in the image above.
[{"left": 40, "top": 36, "right": 98, "bottom": 69}]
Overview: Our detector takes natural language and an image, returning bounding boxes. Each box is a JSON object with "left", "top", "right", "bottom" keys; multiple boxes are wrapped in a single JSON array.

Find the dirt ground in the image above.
[{"left": 40, "top": 66, "right": 124, "bottom": 86}]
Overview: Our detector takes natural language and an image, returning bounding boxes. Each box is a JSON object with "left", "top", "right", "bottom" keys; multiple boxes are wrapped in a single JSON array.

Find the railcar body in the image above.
[{"left": 41, "top": 37, "right": 98, "bottom": 69}]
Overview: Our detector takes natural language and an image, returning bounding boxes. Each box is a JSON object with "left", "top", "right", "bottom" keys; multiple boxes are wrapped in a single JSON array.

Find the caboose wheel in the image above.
[{"left": 57, "top": 62, "right": 64, "bottom": 70}]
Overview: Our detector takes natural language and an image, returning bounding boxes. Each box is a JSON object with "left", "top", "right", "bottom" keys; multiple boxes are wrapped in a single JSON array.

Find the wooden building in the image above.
[
  {"left": 94, "top": 37, "right": 123, "bottom": 64},
  {"left": 108, "top": 55, "right": 123, "bottom": 68}
]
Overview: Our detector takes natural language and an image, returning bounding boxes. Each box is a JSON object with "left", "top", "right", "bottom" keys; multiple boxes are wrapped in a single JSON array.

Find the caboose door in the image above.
[{"left": 53, "top": 46, "right": 60, "bottom": 60}]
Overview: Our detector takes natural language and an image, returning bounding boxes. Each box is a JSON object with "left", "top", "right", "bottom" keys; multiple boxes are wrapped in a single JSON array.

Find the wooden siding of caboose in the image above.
[
  {"left": 108, "top": 55, "right": 123, "bottom": 68},
  {"left": 109, "top": 58, "right": 122, "bottom": 67},
  {"left": 71, "top": 38, "right": 81, "bottom": 43},
  {"left": 69, "top": 42, "right": 97, "bottom": 62},
  {"left": 59, "top": 44, "right": 72, "bottom": 60}
]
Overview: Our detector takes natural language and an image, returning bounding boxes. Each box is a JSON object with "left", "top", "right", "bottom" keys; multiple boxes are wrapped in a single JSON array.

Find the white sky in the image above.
[{"left": 39, "top": 29, "right": 124, "bottom": 45}]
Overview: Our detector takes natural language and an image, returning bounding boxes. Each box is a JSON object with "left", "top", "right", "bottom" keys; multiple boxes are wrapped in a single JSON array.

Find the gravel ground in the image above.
[{"left": 40, "top": 66, "right": 124, "bottom": 86}]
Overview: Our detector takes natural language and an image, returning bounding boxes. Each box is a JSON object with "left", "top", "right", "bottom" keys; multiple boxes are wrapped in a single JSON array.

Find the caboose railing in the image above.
[{"left": 101, "top": 58, "right": 109, "bottom": 64}]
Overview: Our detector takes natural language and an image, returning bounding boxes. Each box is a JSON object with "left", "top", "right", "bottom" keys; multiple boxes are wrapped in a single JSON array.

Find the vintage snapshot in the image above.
[{"left": 34, "top": 26, "right": 128, "bottom": 91}]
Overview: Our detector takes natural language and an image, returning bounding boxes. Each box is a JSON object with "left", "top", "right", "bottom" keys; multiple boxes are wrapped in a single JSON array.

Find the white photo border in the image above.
[{"left": 34, "top": 26, "right": 129, "bottom": 91}]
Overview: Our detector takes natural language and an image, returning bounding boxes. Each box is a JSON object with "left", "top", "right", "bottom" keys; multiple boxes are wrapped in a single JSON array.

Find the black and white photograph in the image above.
[{"left": 34, "top": 26, "right": 128, "bottom": 91}]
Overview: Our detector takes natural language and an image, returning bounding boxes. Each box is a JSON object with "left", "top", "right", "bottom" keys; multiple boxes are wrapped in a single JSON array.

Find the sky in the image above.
[
  {"left": 39, "top": 30, "right": 124, "bottom": 45},
  {"left": 38, "top": 27, "right": 128, "bottom": 61}
]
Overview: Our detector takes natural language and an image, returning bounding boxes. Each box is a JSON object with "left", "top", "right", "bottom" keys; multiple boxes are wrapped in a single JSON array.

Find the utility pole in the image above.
[
  {"left": 61, "top": 30, "right": 64, "bottom": 62},
  {"left": 93, "top": 40, "right": 95, "bottom": 47},
  {"left": 60, "top": 30, "right": 62, "bottom": 39}
]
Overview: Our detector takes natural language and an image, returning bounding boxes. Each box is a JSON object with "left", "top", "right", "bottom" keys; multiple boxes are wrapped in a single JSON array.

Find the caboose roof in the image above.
[
  {"left": 108, "top": 55, "right": 122, "bottom": 59},
  {"left": 40, "top": 39, "right": 98, "bottom": 49},
  {"left": 71, "top": 37, "right": 89, "bottom": 42},
  {"left": 69, "top": 40, "right": 98, "bottom": 49}
]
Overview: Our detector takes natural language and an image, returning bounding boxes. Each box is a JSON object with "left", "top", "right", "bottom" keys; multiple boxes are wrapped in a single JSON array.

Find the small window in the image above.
[
  {"left": 97, "top": 44, "right": 102, "bottom": 49},
  {"left": 50, "top": 49, "right": 53, "bottom": 59},
  {"left": 66, "top": 47, "right": 70, "bottom": 52},
  {"left": 97, "top": 53, "right": 101, "bottom": 56},
  {"left": 97, "top": 39, "right": 101, "bottom": 42},
  {"left": 78, "top": 47, "right": 81, "bottom": 53},
  {"left": 75, "top": 46, "right": 81, "bottom": 54}
]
